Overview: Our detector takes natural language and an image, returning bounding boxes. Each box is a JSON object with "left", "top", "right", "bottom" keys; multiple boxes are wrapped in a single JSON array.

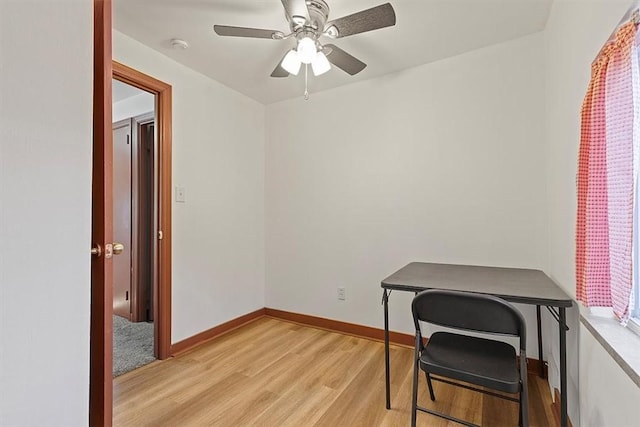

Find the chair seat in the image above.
[{"left": 420, "top": 331, "right": 520, "bottom": 394}]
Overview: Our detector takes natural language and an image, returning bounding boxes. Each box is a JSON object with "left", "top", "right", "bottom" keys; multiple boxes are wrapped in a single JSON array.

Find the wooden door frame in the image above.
[
  {"left": 113, "top": 61, "right": 172, "bottom": 360},
  {"left": 92, "top": 0, "right": 172, "bottom": 423}
]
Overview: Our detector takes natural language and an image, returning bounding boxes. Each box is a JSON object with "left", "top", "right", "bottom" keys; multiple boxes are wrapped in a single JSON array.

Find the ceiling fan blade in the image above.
[
  {"left": 325, "top": 3, "right": 396, "bottom": 38},
  {"left": 324, "top": 44, "right": 367, "bottom": 75},
  {"left": 213, "top": 25, "right": 282, "bottom": 39},
  {"left": 271, "top": 52, "right": 290, "bottom": 78},
  {"left": 281, "top": 0, "right": 310, "bottom": 24}
]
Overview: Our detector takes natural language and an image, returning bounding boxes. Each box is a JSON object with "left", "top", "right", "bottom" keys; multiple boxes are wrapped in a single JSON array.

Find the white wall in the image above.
[
  {"left": 0, "top": 0, "right": 92, "bottom": 425},
  {"left": 113, "top": 91, "right": 154, "bottom": 123},
  {"left": 265, "top": 33, "right": 548, "bottom": 350},
  {"left": 578, "top": 323, "right": 640, "bottom": 426},
  {"left": 113, "top": 31, "right": 266, "bottom": 342},
  {"left": 544, "top": 0, "right": 640, "bottom": 425}
]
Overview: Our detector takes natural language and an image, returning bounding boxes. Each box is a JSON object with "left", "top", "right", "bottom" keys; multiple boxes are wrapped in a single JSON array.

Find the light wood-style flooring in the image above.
[{"left": 114, "top": 317, "right": 555, "bottom": 426}]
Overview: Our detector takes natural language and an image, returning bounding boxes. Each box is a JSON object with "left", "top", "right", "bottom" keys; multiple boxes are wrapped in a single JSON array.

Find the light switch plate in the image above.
[{"left": 175, "top": 186, "right": 186, "bottom": 203}]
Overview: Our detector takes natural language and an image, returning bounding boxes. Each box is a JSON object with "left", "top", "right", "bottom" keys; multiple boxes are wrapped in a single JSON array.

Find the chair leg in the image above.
[
  {"left": 520, "top": 354, "right": 529, "bottom": 427},
  {"left": 411, "top": 340, "right": 421, "bottom": 427},
  {"left": 426, "top": 372, "right": 436, "bottom": 401},
  {"left": 519, "top": 392, "right": 522, "bottom": 427}
]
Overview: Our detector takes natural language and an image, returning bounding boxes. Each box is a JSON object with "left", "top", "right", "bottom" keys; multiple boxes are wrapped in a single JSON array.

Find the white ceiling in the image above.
[
  {"left": 112, "top": 78, "right": 147, "bottom": 102},
  {"left": 114, "top": 0, "right": 552, "bottom": 104}
]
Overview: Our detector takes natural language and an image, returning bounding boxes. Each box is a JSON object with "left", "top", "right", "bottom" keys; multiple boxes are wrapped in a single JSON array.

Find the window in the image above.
[
  {"left": 577, "top": 7, "right": 640, "bottom": 383},
  {"left": 630, "top": 297, "right": 640, "bottom": 335},
  {"left": 632, "top": 169, "right": 640, "bottom": 334},
  {"left": 576, "top": 13, "right": 638, "bottom": 325},
  {"left": 631, "top": 177, "right": 639, "bottom": 332},
  {"left": 629, "top": 41, "right": 640, "bottom": 335}
]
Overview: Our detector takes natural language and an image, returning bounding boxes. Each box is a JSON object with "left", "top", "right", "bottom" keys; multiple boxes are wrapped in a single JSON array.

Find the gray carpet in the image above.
[{"left": 113, "top": 315, "right": 156, "bottom": 377}]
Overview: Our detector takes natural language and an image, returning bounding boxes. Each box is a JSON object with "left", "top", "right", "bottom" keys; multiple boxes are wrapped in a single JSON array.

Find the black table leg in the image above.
[
  {"left": 537, "top": 305, "right": 545, "bottom": 378},
  {"left": 383, "top": 289, "right": 391, "bottom": 409},
  {"left": 559, "top": 307, "right": 568, "bottom": 427}
]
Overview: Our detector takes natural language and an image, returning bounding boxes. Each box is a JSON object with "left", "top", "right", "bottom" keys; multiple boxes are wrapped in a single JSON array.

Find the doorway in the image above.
[
  {"left": 112, "top": 79, "right": 157, "bottom": 376},
  {"left": 112, "top": 61, "right": 171, "bottom": 360},
  {"left": 90, "top": 6, "right": 173, "bottom": 419},
  {"left": 111, "top": 61, "right": 173, "bottom": 367}
]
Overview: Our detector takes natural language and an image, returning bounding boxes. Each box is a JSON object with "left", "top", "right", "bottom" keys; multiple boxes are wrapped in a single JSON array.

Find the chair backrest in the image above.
[{"left": 412, "top": 289, "right": 526, "bottom": 350}]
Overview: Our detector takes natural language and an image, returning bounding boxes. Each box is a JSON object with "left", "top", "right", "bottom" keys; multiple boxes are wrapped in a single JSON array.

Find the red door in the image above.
[
  {"left": 90, "top": 0, "right": 113, "bottom": 425},
  {"left": 112, "top": 119, "right": 133, "bottom": 319}
]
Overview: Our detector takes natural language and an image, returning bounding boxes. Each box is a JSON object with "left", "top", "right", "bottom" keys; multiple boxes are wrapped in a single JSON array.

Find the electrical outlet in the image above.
[{"left": 337, "top": 287, "right": 346, "bottom": 301}]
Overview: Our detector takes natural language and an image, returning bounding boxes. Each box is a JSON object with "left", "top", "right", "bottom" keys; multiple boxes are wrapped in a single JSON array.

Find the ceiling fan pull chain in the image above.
[{"left": 304, "top": 64, "right": 310, "bottom": 100}]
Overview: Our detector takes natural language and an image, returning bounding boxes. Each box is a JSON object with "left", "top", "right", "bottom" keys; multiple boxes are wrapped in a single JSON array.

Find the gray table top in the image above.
[{"left": 381, "top": 262, "right": 573, "bottom": 307}]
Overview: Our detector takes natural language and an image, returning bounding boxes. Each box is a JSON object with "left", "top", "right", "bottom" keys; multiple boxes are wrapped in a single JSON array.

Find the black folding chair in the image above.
[{"left": 410, "top": 289, "right": 528, "bottom": 427}]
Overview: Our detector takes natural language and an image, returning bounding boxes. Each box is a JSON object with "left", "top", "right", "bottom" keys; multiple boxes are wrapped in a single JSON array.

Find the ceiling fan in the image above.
[{"left": 213, "top": 0, "right": 396, "bottom": 78}]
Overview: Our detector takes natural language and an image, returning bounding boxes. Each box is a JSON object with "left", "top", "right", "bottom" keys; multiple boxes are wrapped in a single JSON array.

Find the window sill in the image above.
[{"left": 580, "top": 312, "right": 640, "bottom": 388}]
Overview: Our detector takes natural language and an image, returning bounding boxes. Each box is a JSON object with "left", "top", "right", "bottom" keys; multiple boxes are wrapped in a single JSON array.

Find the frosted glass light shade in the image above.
[
  {"left": 297, "top": 37, "right": 317, "bottom": 64},
  {"left": 281, "top": 49, "right": 301, "bottom": 75},
  {"left": 311, "top": 51, "right": 331, "bottom": 76}
]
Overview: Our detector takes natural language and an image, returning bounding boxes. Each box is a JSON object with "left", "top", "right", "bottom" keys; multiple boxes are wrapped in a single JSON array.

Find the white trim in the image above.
[
  {"left": 628, "top": 316, "right": 640, "bottom": 337},
  {"left": 581, "top": 313, "right": 640, "bottom": 388}
]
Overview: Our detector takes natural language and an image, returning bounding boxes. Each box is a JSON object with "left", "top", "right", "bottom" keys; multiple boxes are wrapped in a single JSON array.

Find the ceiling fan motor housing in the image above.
[{"left": 290, "top": 0, "right": 330, "bottom": 33}]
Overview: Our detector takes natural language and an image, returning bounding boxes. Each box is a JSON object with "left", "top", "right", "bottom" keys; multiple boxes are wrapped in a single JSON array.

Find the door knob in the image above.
[
  {"left": 112, "top": 243, "right": 125, "bottom": 255},
  {"left": 91, "top": 244, "right": 102, "bottom": 257}
]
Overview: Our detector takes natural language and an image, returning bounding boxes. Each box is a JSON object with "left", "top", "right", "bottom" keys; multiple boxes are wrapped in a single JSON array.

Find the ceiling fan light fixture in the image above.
[
  {"left": 311, "top": 51, "right": 331, "bottom": 76},
  {"left": 213, "top": 1, "right": 397, "bottom": 82},
  {"left": 281, "top": 49, "right": 302, "bottom": 75},
  {"left": 297, "top": 37, "right": 317, "bottom": 64}
]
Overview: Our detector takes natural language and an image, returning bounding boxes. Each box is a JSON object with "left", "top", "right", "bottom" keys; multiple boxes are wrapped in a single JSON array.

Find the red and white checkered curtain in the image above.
[{"left": 576, "top": 20, "right": 639, "bottom": 323}]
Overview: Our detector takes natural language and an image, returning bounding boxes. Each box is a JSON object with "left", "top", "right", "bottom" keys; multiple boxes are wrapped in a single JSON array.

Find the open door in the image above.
[
  {"left": 92, "top": 3, "right": 172, "bottom": 423},
  {"left": 91, "top": 0, "right": 113, "bottom": 425}
]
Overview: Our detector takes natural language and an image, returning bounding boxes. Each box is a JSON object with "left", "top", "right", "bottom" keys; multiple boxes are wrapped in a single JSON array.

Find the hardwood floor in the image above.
[{"left": 114, "top": 317, "right": 556, "bottom": 426}]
